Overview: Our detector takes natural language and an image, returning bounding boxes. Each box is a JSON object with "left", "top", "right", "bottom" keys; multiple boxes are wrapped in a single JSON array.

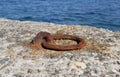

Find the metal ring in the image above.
[
  {"left": 25, "top": 32, "right": 86, "bottom": 51},
  {"left": 42, "top": 34, "right": 86, "bottom": 51}
]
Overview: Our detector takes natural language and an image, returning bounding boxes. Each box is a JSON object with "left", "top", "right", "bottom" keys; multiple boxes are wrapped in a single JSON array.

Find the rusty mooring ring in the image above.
[{"left": 25, "top": 31, "right": 86, "bottom": 51}]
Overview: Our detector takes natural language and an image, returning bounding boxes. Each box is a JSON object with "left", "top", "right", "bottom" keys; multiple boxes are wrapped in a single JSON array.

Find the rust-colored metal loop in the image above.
[{"left": 25, "top": 31, "right": 86, "bottom": 51}]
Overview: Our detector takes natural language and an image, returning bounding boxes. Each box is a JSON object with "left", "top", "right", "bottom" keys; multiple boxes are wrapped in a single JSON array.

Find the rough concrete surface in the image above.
[{"left": 0, "top": 18, "right": 120, "bottom": 77}]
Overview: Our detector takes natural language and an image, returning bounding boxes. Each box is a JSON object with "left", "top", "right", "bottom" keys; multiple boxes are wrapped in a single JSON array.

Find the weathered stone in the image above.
[{"left": 0, "top": 18, "right": 120, "bottom": 77}]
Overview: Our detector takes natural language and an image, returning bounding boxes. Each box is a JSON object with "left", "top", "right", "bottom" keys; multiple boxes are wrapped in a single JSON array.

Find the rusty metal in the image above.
[{"left": 24, "top": 31, "right": 86, "bottom": 51}]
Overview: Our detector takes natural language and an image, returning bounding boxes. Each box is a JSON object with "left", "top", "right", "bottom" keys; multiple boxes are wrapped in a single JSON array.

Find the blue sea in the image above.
[{"left": 0, "top": 0, "right": 120, "bottom": 31}]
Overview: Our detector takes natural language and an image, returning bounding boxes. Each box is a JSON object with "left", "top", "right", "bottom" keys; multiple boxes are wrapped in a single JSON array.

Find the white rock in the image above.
[{"left": 69, "top": 61, "right": 86, "bottom": 70}]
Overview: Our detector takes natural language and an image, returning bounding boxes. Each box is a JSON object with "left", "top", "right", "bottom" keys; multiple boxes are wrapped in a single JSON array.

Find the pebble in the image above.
[
  {"left": 69, "top": 61, "right": 86, "bottom": 70},
  {"left": 117, "top": 61, "right": 120, "bottom": 65},
  {"left": 0, "top": 57, "right": 9, "bottom": 65}
]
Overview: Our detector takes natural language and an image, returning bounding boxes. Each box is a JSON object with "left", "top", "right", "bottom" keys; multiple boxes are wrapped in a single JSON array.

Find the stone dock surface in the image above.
[{"left": 0, "top": 18, "right": 120, "bottom": 77}]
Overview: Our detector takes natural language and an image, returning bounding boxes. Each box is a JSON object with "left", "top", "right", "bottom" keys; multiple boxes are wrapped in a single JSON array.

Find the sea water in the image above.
[{"left": 0, "top": 0, "right": 120, "bottom": 31}]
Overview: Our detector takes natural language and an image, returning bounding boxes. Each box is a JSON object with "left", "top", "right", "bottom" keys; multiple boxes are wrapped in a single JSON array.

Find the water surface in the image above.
[{"left": 0, "top": 0, "right": 120, "bottom": 31}]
